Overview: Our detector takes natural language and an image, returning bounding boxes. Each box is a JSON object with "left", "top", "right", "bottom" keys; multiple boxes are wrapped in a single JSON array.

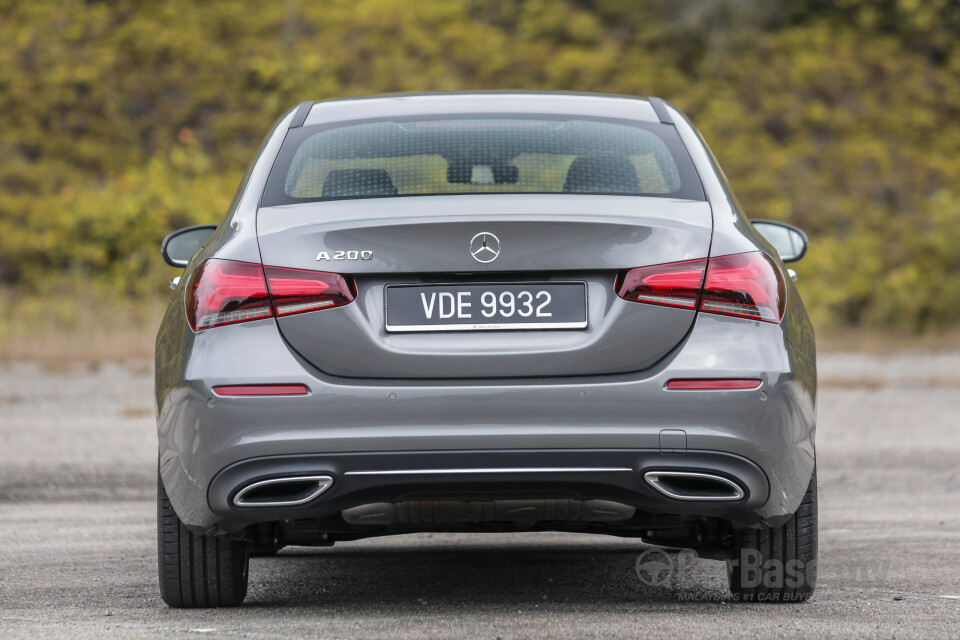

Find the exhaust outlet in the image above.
[
  {"left": 233, "top": 475, "right": 333, "bottom": 507},
  {"left": 643, "top": 471, "right": 745, "bottom": 501}
]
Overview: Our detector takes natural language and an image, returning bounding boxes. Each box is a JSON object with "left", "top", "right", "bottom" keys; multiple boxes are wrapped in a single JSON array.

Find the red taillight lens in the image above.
[
  {"left": 185, "top": 259, "right": 356, "bottom": 331},
  {"left": 700, "top": 252, "right": 785, "bottom": 323},
  {"left": 615, "top": 258, "right": 707, "bottom": 309},
  {"left": 186, "top": 259, "right": 272, "bottom": 330},
  {"left": 615, "top": 252, "right": 785, "bottom": 324},
  {"left": 263, "top": 266, "right": 356, "bottom": 317}
]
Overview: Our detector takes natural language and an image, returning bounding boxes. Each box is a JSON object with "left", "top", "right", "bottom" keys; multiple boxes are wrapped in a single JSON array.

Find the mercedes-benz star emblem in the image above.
[{"left": 469, "top": 232, "right": 501, "bottom": 264}]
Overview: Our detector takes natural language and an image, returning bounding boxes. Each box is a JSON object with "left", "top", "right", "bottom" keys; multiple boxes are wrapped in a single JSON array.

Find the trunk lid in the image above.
[{"left": 256, "top": 194, "right": 711, "bottom": 379}]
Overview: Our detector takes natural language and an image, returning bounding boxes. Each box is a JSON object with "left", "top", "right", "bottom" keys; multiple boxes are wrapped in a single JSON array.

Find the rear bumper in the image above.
[
  {"left": 208, "top": 449, "right": 770, "bottom": 533},
  {"left": 156, "top": 312, "right": 817, "bottom": 534}
]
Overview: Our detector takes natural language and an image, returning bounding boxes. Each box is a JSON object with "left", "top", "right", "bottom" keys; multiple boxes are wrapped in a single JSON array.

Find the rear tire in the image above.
[
  {"left": 727, "top": 467, "right": 817, "bottom": 603},
  {"left": 158, "top": 472, "right": 249, "bottom": 608}
]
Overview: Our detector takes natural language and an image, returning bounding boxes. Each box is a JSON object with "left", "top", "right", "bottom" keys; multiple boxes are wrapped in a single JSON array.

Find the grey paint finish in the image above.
[
  {"left": 156, "top": 312, "right": 814, "bottom": 534},
  {"left": 277, "top": 275, "right": 692, "bottom": 378},
  {"left": 302, "top": 92, "right": 662, "bottom": 128},
  {"left": 155, "top": 92, "right": 817, "bottom": 541},
  {"left": 257, "top": 197, "right": 712, "bottom": 378},
  {"left": 256, "top": 197, "right": 711, "bottom": 273}
]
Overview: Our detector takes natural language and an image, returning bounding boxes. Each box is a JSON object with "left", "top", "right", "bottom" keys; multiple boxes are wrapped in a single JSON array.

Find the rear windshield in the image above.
[{"left": 261, "top": 115, "right": 704, "bottom": 206}]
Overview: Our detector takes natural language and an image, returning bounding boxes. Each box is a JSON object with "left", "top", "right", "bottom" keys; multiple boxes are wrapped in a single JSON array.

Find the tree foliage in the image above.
[{"left": 1, "top": 0, "right": 959, "bottom": 329}]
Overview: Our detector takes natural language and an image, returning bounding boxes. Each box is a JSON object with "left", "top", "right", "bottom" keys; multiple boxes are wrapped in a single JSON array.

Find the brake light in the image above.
[
  {"left": 614, "top": 258, "right": 706, "bottom": 309},
  {"left": 185, "top": 260, "right": 272, "bottom": 330},
  {"left": 264, "top": 266, "right": 356, "bottom": 316},
  {"left": 700, "top": 252, "right": 785, "bottom": 323},
  {"left": 615, "top": 252, "right": 785, "bottom": 323},
  {"left": 185, "top": 259, "right": 355, "bottom": 331}
]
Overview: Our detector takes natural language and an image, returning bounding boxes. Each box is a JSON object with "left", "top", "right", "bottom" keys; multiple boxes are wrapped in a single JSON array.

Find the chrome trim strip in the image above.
[
  {"left": 233, "top": 475, "right": 334, "bottom": 507},
  {"left": 275, "top": 299, "right": 335, "bottom": 315},
  {"left": 345, "top": 467, "right": 633, "bottom": 476},
  {"left": 643, "top": 471, "right": 745, "bottom": 501}
]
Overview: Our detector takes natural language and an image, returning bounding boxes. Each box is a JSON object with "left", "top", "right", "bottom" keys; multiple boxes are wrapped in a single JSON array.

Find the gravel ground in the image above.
[{"left": 1, "top": 352, "right": 959, "bottom": 638}]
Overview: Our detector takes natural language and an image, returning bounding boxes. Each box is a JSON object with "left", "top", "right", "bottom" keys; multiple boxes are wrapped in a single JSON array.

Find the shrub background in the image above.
[{"left": 2, "top": 0, "right": 960, "bottom": 332}]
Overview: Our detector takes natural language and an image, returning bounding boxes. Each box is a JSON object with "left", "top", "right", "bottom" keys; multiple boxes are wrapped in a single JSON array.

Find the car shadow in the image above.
[{"left": 242, "top": 535, "right": 731, "bottom": 610}]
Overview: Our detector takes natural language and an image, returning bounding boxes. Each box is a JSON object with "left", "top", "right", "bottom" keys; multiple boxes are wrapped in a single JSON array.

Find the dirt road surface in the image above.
[{"left": 1, "top": 352, "right": 958, "bottom": 638}]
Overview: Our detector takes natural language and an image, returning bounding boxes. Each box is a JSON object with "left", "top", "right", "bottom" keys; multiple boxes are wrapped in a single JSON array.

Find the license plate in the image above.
[{"left": 385, "top": 282, "right": 587, "bottom": 332}]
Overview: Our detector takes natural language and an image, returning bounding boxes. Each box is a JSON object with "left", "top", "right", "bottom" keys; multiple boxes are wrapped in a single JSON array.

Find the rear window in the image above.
[{"left": 262, "top": 115, "right": 704, "bottom": 206}]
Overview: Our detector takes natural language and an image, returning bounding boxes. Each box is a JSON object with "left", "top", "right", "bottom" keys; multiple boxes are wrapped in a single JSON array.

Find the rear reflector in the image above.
[
  {"left": 616, "top": 251, "right": 785, "bottom": 323},
  {"left": 666, "top": 379, "right": 762, "bottom": 390},
  {"left": 185, "top": 259, "right": 356, "bottom": 331},
  {"left": 213, "top": 384, "right": 310, "bottom": 396}
]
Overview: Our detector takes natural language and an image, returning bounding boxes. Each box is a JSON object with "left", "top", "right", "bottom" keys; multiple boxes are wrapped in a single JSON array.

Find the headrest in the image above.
[
  {"left": 321, "top": 169, "right": 398, "bottom": 198},
  {"left": 563, "top": 156, "right": 641, "bottom": 194}
]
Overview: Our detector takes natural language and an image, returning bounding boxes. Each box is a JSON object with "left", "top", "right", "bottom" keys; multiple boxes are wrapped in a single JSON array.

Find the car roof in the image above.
[{"left": 302, "top": 91, "right": 662, "bottom": 127}]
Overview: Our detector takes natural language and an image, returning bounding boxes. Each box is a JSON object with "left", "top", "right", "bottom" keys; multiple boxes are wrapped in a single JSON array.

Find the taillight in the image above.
[
  {"left": 615, "top": 251, "right": 785, "bottom": 324},
  {"left": 614, "top": 258, "right": 706, "bottom": 309},
  {"left": 186, "top": 260, "right": 272, "bottom": 330},
  {"left": 263, "top": 266, "right": 356, "bottom": 317},
  {"left": 700, "top": 252, "right": 785, "bottom": 323},
  {"left": 185, "top": 259, "right": 355, "bottom": 331}
]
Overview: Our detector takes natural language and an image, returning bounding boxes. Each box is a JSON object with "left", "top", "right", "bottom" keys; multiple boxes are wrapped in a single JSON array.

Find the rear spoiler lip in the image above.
[
  {"left": 647, "top": 97, "right": 675, "bottom": 125},
  {"left": 288, "top": 101, "right": 314, "bottom": 129}
]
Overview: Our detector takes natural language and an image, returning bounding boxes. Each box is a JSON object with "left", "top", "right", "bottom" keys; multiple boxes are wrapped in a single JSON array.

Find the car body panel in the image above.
[
  {"left": 157, "top": 311, "right": 815, "bottom": 534},
  {"left": 256, "top": 197, "right": 711, "bottom": 274},
  {"left": 302, "top": 92, "right": 663, "bottom": 129},
  {"left": 257, "top": 196, "right": 712, "bottom": 378}
]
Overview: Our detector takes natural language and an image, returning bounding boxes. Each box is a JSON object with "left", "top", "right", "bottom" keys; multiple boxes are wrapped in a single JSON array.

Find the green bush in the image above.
[{"left": 1, "top": 0, "right": 959, "bottom": 330}]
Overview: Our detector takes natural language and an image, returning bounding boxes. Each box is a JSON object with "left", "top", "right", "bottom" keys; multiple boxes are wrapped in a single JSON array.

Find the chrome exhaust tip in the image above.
[
  {"left": 233, "top": 475, "right": 333, "bottom": 507},
  {"left": 643, "top": 471, "right": 745, "bottom": 501}
]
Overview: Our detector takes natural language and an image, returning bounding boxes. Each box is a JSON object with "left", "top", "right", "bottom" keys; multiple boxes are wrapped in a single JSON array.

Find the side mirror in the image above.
[
  {"left": 161, "top": 225, "right": 217, "bottom": 267},
  {"left": 751, "top": 219, "right": 808, "bottom": 263}
]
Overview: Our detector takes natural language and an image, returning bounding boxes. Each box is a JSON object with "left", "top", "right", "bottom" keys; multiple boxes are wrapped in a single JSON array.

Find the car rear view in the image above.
[{"left": 155, "top": 93, "right": 818, "bottom": 607}]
